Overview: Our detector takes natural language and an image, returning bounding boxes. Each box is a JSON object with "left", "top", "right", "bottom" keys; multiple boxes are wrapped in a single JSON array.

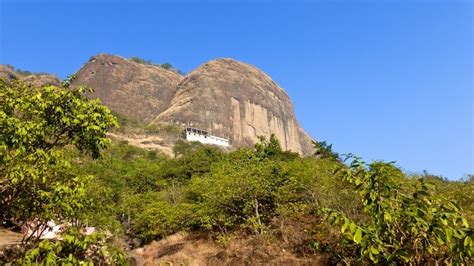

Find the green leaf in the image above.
[
  {"left": 461, "top": 217, "right": 469, "bottom": 228},
  {"left": 465, "top": 236, "right": 472, "bottom": 247},
  {"left": 353, "top": 227, "right": 362, "bottom": 244},
  {"left": 341, "top": 218, "right": 350, "bottom": 233},
  {"left": 446, "top": 228, "right": 453, "bottom": 242},
  {"left": 349, "top": 222, "right": 357, "bottom": 234},
  {"left": 370, "top": 246, "right": 380, "bottom": 255}
]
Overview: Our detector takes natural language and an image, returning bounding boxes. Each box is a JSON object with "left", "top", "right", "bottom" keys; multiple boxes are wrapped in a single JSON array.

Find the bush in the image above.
[
  {"left": 18, "top": 229, "right": 126, "bottom": 265},
  {"left": 122, "top": 192, "right": 192, "bottom": 243},
  {"left": 144, "top": 123, "right": 181, "bottom": 136},
  {"left": 324, "top": 157, "right": 473, "bottom": 264}
]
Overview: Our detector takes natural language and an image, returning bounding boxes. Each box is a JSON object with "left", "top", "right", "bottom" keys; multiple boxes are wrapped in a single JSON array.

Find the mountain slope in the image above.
[
  {"left": 2, "top": 55, "right": 314, "bottom": 155},
  {"left": 152, "top": 58, "right": 313, "bottom": 155},
  {"left": 71, "top": 54, "right": 183, "bottom": 123}
]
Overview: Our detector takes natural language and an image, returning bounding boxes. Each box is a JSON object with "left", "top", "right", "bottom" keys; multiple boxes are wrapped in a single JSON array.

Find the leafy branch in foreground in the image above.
[
  {"left": 0, "top": 79, "right": 120, "bottom": 263},
  {"left": 324, "top": 156, "right": 473, "bottom": 264}
]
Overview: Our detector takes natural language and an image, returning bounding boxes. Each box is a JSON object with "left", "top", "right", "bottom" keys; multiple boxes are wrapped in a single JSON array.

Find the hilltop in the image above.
[{"left": 2, "top": 54, "right": 314, "bottom": 155}]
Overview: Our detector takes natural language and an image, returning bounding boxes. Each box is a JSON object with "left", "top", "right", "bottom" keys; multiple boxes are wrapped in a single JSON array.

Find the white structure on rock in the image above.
[{"left": 183, "top": 127, "right": 230, "bottom": 147}]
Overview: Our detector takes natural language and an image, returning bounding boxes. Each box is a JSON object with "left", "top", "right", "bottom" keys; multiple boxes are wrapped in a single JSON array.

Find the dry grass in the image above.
[{"left": 129, "top": 231, "right": 328, "bottom": 266}]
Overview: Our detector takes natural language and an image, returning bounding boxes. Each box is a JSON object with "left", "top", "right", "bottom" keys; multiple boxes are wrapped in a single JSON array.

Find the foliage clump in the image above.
[
  {"left": 312, "top": 140, "right": 340, "bottom": 161},
  {"left": 0, "top": 79, "right": 121, "bottom": 264},
  {"left": 144, "top": 123, "right": 181, "bottom": 136},
  {"left": 19, "top": 229, "right": 126, "bottom": 265},
  {"left": 325, "top": 157, "right": 473, "bottom": 264}
]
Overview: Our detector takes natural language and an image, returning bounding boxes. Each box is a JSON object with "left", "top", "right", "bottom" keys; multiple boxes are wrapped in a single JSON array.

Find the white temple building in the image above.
[{"left": 182, "top": 127, "right": 230, "bottom": 147}]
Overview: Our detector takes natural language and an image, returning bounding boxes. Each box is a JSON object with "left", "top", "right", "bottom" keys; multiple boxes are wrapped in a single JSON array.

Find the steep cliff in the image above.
[
  {"left": 71, "top": 54, "right": 183, "bottom": 123},
  {"left": 152, "top": 58, "right": 313, "bottom": 155}
]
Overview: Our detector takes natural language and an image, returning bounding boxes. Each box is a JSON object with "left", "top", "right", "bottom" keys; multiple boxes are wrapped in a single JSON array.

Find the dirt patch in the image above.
[
  {"left": 0, "top": 227, "right": 23, "bottom": 249},
  {"left": 130, "top": 232, "right": 218, "bottom": 265},
  {"left": 107, "top": 133, "right": 175, "bottom": 156},
  {"left": 0, "top": 226, "right": 24, "bottom": 261},
  {"left": 129, "top": 232, "right": 326, "bottom": 266}
]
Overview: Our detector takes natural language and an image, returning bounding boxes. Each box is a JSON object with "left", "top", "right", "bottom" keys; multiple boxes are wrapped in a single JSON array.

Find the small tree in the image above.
[
  {"left": 160, "top": 63, "right": 173, "bottom": 70},
  {"left": 254, "top": 134, "right": 283, "bottom": 159},
  {"left": 312, "top": 140, "right": 340, "bottom": 161},
  {"left": 0, "top": 79, "right": 118, "bottom": 243}
]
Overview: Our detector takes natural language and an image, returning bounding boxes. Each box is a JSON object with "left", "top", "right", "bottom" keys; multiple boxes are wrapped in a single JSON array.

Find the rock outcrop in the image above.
[
  {"left": 20, "top": 74, "right": 61, "bottom": 87},
  {"left": 71, "top": 54, "right": 183, "bottom": 123},
  {"left": 152, "top": 58, "right": 313, "bottom": 155},
  {"left": 0, "top": 65, "right": 18, "bottom": 80},
  {"left": 0, "top": 65, "right": 61, "bottom": 87},
  {"left": 2, "top": 55, "right": 314, "bottom": 155}
]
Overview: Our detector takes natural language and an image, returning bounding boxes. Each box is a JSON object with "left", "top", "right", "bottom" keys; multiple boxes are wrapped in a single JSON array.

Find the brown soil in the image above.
[
  {"left": 0, "top": 226, "right": 23, "bottom": 255},
  {"left": 128, "top": 232, "right": 326, "bottom": 266},
  {"left": 107, "top": 133, "right": 175, "bottom": 156}
]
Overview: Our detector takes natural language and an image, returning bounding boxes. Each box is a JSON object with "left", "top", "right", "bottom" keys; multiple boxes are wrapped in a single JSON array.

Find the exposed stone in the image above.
[
  {"left": 20, "top": 74, "right": 61, "bottom": 87},
  {"left": 2, "top": 56, "right": 315, "bottom": 155},
  {"left": 152, "top": 58, "right": 314, "bottom": 155},
  {"left": 0, "top": 65, "right": 61, "bottom": 87},
  {"left": 71, "top": 54, "right": 183, "bottom": 123},
  {"left": 0, "top": 65, "right": 18, "bottom": 80}
]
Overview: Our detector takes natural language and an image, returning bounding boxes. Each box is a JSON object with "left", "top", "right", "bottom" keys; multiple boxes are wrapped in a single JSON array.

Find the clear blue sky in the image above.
[{"left": 1, "top": 0, "right": 472, "bottom": 180}]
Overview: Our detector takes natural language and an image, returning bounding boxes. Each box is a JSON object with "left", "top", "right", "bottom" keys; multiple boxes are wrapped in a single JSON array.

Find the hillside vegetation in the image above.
[{"left": 1, "top": 80, "right": 473, "bottom": 264}]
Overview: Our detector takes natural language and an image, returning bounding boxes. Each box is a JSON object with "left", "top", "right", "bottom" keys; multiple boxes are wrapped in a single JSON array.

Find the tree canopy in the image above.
[{"left": 0, "top": 79, "right": 122, "bottom": 264}]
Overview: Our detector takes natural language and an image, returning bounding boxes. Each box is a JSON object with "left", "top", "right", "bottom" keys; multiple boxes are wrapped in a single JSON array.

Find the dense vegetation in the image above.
[
  {"left": 72, "top": 138, "right": 472, "bottom": 264},
  {"left": 1, "top": 79, "right": 473, "bottom": 264}
]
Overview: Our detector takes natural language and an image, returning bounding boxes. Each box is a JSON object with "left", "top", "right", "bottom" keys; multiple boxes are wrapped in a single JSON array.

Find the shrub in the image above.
[
  {"left": 324, "top": 156, "right": 473, "bottom": 264},
  {"left": 122, "top": 192, "right": 192, "bottom": 243},
  {"left": 144, "top": 123, "right": 181, "bottom": 136},
  {"left": 18, "top": 229, "right": 126, "bottom": 265}
]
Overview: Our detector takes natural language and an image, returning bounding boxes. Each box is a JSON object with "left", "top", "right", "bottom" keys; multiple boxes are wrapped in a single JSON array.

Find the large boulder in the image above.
[
  {"left": 152, "top": 58, "right": 314, "bottom": 155},
  {"left": 71, "top": 54, "right": 183, "bottom": 123}
]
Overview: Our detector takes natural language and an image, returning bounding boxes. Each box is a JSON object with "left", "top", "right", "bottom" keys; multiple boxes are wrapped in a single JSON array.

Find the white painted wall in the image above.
[{"left": 185, "top": 131, "right": 230, "bottom": 147}]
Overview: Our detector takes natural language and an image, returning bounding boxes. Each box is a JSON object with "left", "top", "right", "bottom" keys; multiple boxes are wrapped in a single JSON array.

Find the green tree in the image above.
[
  {"left": 160, "top": 63, "right": 173, "bottom": 70},
  {"left": 254, "top": 134, "right": 283, "bottom": 159},
  {"left": 0, "top": 80, "right": 118, "bottom": 243},
  {"left": 325, "top": 156, "right": 473, "bottom": 264},
  {"left": 312, "top": 140, "right": 340, "bottom": 161}
]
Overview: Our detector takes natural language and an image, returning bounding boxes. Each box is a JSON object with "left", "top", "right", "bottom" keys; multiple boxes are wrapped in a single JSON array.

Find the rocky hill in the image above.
[
  {"left": 0, "top": 65, "right": 61, "bottom": 87},
  {"left": 1, "top": 54, "right": 314, "bottom": 155},
  {"left": 71, "top": 54, "right": 183, "bottom": 123},
  {"left": 153, "top": 58, "right": 313, "bottom": 155}
]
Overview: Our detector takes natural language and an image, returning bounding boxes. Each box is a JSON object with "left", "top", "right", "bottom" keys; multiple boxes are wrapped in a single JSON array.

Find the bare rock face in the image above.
[
  {"left": 0, "top": 65, "right": 61, "bottom": 87},
  {"left": 71, "top": 54, "right": 183, "bottom": 123},
  {"left": 2, "top": 57, "right": 314, "bottom": 155},
  {"left": 0, "top": 65, "right": 18, "bottom": 80},
  {"left": 20, "top": 74, "right": 61, "bottom": 87},
  {"left": 153, "top": 58, "right": 314, "bottom": 155}
]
